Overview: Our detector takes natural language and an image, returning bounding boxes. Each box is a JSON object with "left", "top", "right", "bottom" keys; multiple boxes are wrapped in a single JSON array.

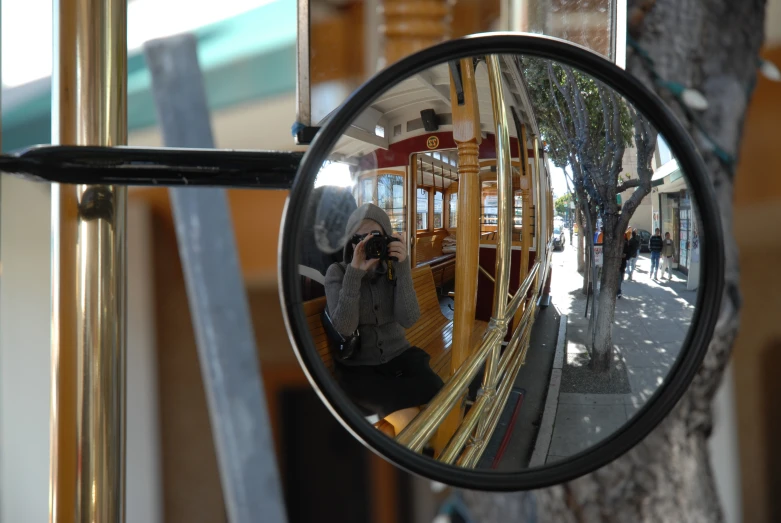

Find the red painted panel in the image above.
[
  {"left": 355, "top": 132, "right": 533, "bottom": 170},
  {"left": 476, "top": 247, "right": 541, "bottom": 342}
]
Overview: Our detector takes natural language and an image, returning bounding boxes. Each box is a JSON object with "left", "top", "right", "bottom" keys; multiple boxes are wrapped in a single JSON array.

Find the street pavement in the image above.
[{"left": 540, "top": 239, "right": 697, "bottom": 464}]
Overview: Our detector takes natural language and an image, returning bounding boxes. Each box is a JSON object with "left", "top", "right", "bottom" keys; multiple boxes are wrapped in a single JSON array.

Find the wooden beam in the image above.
[
  {"left": 380, "top": 0, "right": 452, "bottom": 65},
  {"left": 416, "top": 71, "right": 451, "bottom": 104},
  {"left": 431, "top": 57, "right": 483, "bottom": 454},
  {"left": 344, "top": 125, "right": 389, "bottom": 149}
]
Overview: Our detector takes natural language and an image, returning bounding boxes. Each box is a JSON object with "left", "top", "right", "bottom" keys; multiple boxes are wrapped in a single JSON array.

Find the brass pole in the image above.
[
  {"left": 481, "top": 55, "right": 513, "bottom": 396},
  {"left": 533, "top": 137, "right": 544, "bottom": 289},
  {"left": 457, "top": 306, "right": 535, "bottom": 468},
  {"left": 50, "top": 0, "right": 128, "bottom": 520},
  {"left": 394, "top": 262, "right": 538, "bottom": 453},
  {"left": 430, "top": 56, "right": 482, "bottom": 454},
  {"left": 438, "top": 297, "right": 535, "bottom": 464}
]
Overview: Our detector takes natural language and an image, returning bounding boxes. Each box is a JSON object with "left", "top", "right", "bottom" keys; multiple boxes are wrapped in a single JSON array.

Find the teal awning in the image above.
[{"left": 2, "top": 0, "right": 297, "bottom": 152}]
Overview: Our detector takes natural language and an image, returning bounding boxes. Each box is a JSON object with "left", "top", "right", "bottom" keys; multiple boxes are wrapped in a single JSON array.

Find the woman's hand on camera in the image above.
[
  {"left": 351, "top": 236, "right": 380, "bottom": 272},
  {"left": 389, "top": 233, "right": 407, "bottom": 263}
]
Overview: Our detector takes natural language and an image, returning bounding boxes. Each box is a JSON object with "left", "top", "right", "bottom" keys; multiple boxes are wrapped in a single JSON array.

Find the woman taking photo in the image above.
[{"left": 324, "top": 203, "right": 444, "bottom": 437}]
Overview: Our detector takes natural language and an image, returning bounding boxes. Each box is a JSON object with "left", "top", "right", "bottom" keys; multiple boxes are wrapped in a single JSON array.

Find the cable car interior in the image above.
[{"left": 297, "top": 54, "right": 555, "bottom": 465}]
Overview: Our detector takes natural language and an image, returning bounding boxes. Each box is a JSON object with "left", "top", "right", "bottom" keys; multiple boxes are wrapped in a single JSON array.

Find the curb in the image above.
[{"left": 529, "top": 313, "right": 567, "bottom": 468}]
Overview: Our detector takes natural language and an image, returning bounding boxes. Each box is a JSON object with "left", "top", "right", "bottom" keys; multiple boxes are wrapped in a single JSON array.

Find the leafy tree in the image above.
[
  {"left": 519, "top": 56, "right": 657, "bottom": 371},
  {"left": 554, "top": 193, "right": 573, "bottom": 216},
  {"left": 463, "top": 1, "right": 764, "bottom": 520}
]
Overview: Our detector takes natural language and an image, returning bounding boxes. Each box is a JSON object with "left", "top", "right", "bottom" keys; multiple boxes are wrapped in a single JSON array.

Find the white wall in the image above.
[
  {"left": 0, "top": 176, "right": 162, "bottom": 523},
  {"left": 709, "top": 361, "right": 743, "bottom": 523},
  {"left": 0, "top": 175, "right": 52, "bottom": 523},
  {"left": 125, "top": 201, "right": 164, "bottom": 523}
]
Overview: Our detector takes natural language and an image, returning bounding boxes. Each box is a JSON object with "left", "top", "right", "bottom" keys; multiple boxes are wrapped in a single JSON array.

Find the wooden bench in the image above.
[
  {"left": 417, "top": 253, "right": 456, "bottom": 293},
  {"left": 303, "top": 265, "right": 487, "bottom": 383}
]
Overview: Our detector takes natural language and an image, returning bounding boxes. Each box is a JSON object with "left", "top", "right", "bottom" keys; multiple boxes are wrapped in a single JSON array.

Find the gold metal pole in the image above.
[
  {"left": 438, "top": 298, "right": 535, "bottom": 464},
  {"left": 533, "top": 137, "right": 544, "bottom": 269},
  {"left": 481, "top": 55, "right": 514, "bottom": 398},
  {"left": 395, "top": 329, "right": 504, "bottom": 451},
  {"left": 394, "top": 262, "right": 538, "bottom": 453},
  {"left": 478, "top": 266, "right": 513, "bottom": 299},
  {"left": 457, "top": 304, "right": 536, "bottom": 468},
  {"left": 50, "top": 0, "right": 128, "bottom": 520}
]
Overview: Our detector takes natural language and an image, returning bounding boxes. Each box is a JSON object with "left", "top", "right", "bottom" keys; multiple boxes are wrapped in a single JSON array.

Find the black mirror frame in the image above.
[{"left": 278, "top": 33, "right": 725, "bottom": 491}]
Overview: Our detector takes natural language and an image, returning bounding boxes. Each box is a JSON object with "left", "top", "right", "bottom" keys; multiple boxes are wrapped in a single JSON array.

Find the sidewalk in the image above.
[{"left": 534, "top": 246, "right": 696, "bottom": 465}]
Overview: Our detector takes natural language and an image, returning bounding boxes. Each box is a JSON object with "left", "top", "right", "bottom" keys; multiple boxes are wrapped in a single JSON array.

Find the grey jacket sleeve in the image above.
[
  {"left": 324, "top": 263, "right": 365, "bottom": 337},
  {"left": 392, "top": 260, "right": 421, "bottom": 328}
]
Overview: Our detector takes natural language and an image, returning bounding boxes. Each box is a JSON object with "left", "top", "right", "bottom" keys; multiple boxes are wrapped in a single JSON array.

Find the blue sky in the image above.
[{"left": 549, "top": 162, "right": 570, "bottom": 200}]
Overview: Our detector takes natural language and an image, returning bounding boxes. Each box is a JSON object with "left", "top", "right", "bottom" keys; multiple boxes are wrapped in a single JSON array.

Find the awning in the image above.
[{"left": 2, "top": 0, "right": 296, "bottom": 152}]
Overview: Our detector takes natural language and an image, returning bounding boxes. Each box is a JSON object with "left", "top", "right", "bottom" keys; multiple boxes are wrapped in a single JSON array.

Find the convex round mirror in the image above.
[{"left": 280, "top": 34, "right": 724, "bottom": 490}]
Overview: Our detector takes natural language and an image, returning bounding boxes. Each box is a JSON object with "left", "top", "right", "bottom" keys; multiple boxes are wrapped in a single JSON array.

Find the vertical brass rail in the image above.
[
  {"left": 533, "top": 137, "right": 544, "bottom": 282},
  {"left": 50, "top": 0, "right": 128, "bottom": 521},
  {"left": 480, "top": 55, "right": 514, "bottom": 397}
]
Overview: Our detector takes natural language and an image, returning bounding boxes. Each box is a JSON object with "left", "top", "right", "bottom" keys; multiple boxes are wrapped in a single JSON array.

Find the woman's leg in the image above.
[{"left": 384, "top": 407, "right": 421, "bottom": 434}]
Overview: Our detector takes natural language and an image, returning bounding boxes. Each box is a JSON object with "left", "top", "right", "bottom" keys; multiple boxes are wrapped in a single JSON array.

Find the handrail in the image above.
[
  {"left": 478, "top": 265, "right": 513, "bottom": 300},
  {"left": 438, "top": 299, "right": 536, "bottom": 464},
  {"left": 395, "top": 328, "right": 504, "bottom": 450},
  {"left": 458, "top": 311, "right": 535, "bottom": 467},
  {"left": 394, "top": 262, "right": 540, "bottom": 451},
  {"left": 395, "top": 55, "right": 543, "bottom": 465},
  {"left": 478, "top": 55, "right": 515, "bottom": 412}
]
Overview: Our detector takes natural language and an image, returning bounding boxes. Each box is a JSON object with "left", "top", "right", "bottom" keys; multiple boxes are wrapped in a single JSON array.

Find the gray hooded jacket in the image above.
[{"left": 324, "top": 204, "right": 421, "bottom": 366}]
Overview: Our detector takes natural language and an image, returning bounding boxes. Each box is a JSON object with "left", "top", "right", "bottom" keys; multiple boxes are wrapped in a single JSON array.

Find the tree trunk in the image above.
[
  {"left": 577, "top": 206, "right": 586, "bottom": 274},
  {"left": 590, "top": 250, "right": 621, "bottom": 371},
  {"left": 590, "top": 215, "right": 624, "bottom": 371},
  {"left": 462, "top": 0, "right": 764, "bottom": 520}
]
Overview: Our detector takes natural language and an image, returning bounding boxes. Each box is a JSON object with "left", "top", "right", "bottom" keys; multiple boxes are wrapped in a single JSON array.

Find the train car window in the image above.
[
  {"left": 449, "top": 194, "right": 458, "bottom": 228},
  {"left": 433, "top": 191, "right": 444, "bottom": 229},
  {"left": 416, "top": 188, "right": 429, "bottom": 230},
  {"left": 481, "top": 183, "right": 498, "bottom": 232},
  {"left": 378, "top": 173, "right": 405, "bottom": 232},
  {"left": 359, "top": 178, "right": 373, "bottom": 206}
]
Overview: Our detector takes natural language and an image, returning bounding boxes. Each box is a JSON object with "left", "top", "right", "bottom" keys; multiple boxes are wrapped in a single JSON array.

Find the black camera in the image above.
[{"left": 351, "top": 231, "right": 400, "bottom": 261}]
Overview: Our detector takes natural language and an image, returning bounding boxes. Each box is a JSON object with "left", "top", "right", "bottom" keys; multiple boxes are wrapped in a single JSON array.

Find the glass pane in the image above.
[
  {"left": 658, "top": 136, "right": 674, "bottom": 166},
  {"left": 417, "top": 188, "right": 428, "bottom": 230},
  {"left": 522, "top": 0, "right": 616, "bottom": 61},
  {"left": 449, "top": 194, "right": 458, "bottom": 228},
  {"left": 433, "top": 191, "right": 443, "bottom": 229},
  {"left": 377, "top": 174, "right": 405, "bottom": 232},
  {"left": 361, "top": 178, "right": 373, "bottom": 205},
  {"left": 514, "top": 192, "right": 523, "bottom": 228}
]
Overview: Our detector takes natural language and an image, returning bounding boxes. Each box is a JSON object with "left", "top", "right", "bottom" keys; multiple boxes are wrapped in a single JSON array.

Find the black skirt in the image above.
[{"left": 334, "top": 347, "right": 445, "bottom": 419}]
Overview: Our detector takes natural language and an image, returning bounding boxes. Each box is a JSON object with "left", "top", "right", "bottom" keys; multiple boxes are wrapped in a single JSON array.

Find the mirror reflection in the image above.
[{"left": 297, "top": 54, "right": 700, "bottom": 470}]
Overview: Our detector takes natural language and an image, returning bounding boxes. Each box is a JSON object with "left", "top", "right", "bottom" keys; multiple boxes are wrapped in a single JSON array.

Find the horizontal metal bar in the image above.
[
  {"left": 395, "top": 328, "right": 505, "bottom": 451},
  {"left": 438, "top": 391, "right": 491, "bottom": 464},
  {"left": 458, "top": 310, "right": 535, "bottom": 468},
  {"left": 478, "top": 265, "right": 513, "bottom": 299},
  {"left": 0, "top": 146, "right": 303, "bottom": 189},
  {"left": 437, "top": 307, "right": 530, "bottom": 464},
  {"left": 496, "top": 297, "right": 535, "bottom": 381},
  {"left": 503, "top": 262, "right": 540, "bottom": 325},
  {"left": 395, "top": 262, "right": 541, "bottom": 452}
]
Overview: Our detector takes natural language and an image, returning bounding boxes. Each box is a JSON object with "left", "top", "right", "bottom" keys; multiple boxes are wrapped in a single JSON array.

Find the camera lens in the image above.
[{"left": 364, "top": 236, "right": 385, "bottom": 260}]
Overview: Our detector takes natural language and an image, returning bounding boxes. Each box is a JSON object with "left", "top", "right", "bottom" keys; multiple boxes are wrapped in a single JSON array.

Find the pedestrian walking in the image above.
[
  {"left": 649, "top": 228, "right": 663, "bottom": 279},
  {"left": 626, "top": 228, "right": 640, "bottom": 281},
  {"left": 661, "top": 232, "right": 675, "bottom": 279},
  {"left": 617, "top": 230, "right": 631, "bottom": 298}
]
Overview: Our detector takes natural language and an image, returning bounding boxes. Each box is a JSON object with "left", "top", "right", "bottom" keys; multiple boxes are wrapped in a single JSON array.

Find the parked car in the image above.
[
  {"left": 553, "top": 224, "right": 566, "bottom": 250},
  {"left": 637, "top": 229, "right": 652, "bottom": 252}
]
